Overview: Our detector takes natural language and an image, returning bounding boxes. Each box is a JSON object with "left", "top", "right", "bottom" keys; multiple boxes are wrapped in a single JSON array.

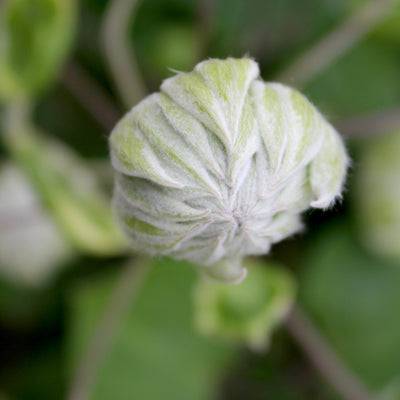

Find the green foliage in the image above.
[
  {"left": 0, "top": 342, "right": 65, "bottom": 400},
  {"left": 353, "top": 130, "right": 400, "bottom": 262},
  {"left": 0, "top": 0, "right": 76, "bottom": 101},
  {"left": 139, "top": 23, "right": 202, "bottom": 79},
  {"left": 194, "top": 259, "right": 295, "bottom": 350},
  {"left": 67, "top": 258, "right": 236, "bottom": 400},
  {"left": 300, "top": 222, "right": 400, "bottom": 390},
  {"left": 1, "top": 0, "right": 400, "bottom": 399},
  {"left": 305, "top": 40, "right": 400, "bottom": 118},
  {"left": 373, "top": 1, "right": 400, "bottom": 43},
  {"left": 7, "top": 124, "right": 126, "bottom": 256},
  {"left": 378, "top": 378, "right": 400, "bottom": 400}
]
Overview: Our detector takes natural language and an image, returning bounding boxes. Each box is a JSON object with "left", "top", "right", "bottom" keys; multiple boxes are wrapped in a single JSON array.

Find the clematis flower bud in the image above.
[{"left": 110, "top": 58, "right": 348, "bottom": 283}]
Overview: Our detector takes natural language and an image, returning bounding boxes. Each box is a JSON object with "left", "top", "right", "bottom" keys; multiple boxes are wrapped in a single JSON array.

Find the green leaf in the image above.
[
  {"left": 300, "top": 221, "right": 400, "bottom": 390},
  {"left": 139, "top": 23, "right": 202, "bottom": 80},
  {"left": 67, "top": 258, "right": 237, "bottom": 400},
  {"left": 305, "top": 40, "right": 400, "bottom": 119},
  {"left": 195, "top": 258, "right": 296, "bottom": 350},
  {"left": 372, "top": 2, "right": 400, "bottom": 44},
  {"left": 0, "top": 0, "right": 77, "bottom": 101},
  {"left": 8, "top": 126, "right": 126, "bottom": 257},
  {"left": 378, "top": 377, "right": 400, "bottom": 400},
  {"left": 353, "top": 130, "right": 400, "bottom": 263}
]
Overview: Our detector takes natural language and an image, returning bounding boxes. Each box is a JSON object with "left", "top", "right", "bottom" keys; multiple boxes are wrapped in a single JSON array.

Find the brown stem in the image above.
[
  {"left": 285, "top": 305, "right": 377, "bottom": 400},
  {"left": 61, "top": 61, "right": 120, "bottom": 132},
  {"left": 276, "top": 0, "right": 396, "bottom": 86},
  {"left": 196, "top": 0, "right": 217, "bottom": 59},
  {"left": 337, "top": 106, "right": 400, "bottom": 140}
]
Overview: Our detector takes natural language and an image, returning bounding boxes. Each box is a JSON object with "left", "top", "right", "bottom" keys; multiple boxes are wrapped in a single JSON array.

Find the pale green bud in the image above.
[
  {"left": 194, "top": 259, "right": 295, "bottom": 350},
  {"left": 110, "top": 58, "right": 348, "bottom": 283}
]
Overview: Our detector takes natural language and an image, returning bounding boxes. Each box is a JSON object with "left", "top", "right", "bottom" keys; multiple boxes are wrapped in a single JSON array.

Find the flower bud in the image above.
[{"left": 110, "top": 58, "right": 348, "bottom": 283}]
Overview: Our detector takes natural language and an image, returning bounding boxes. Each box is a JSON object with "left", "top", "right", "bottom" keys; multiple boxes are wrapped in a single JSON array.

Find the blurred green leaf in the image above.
[
  {"left": 379, "top": 377, "right": 400, "bottom": 400},
  {"left": 0, "top": 341, "right": 64, "bottom": 400},
  {"left": 0, "top": 0, "right": 77, "bottom": 101},
  {"left": 0, "top": 276, "right": 60, "bottom": 328},
  {"left": 305, "top": 40, "right": 400, "bottom": 119},
  {"left": 194, "top": 259, "right": 295, "bottom": 350},
  {"left": 138, "top": 23, "right": 201, "bottom": 80},
  {"left": 7, "top": 123, "right": 126, "bottom": 257},
  {"left": 300, "top": 221, "right": 400, "bottom": 390},
  {"left": 1, "top": 1, "right": 400, "bottom": 399},
  {"left": 373, "top": 1, "right": 400, "bottom": 44},
  {"left": 352, "top": 130, "right": 400, "bottom": 263},
  {"left": 133, "top": 0, "right": 198, "bottom": 86},
  {"left": 211, "top": 0, "right": 364, "bottom": 72},
  {"left": 67, "top": 258, "right": 237, "bottom": 400}
]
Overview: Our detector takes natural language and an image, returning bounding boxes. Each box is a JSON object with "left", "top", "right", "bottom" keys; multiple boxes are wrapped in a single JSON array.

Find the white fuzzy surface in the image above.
[{"left": 110, "top": 58, "right": 349, "bottom": 282}]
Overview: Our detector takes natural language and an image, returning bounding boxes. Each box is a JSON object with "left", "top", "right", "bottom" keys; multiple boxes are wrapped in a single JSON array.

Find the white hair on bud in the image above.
[{"left": 110, "top": 58, "right": 349, "bottom": 284}]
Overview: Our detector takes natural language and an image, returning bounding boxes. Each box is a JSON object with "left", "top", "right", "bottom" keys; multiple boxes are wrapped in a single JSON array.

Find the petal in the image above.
[
  {"left": 109, "top": 112, "right": 182, "bottom": 188},
  {"left": 252, "top": 82, "right": 324, "bottom": 190},
  {"left": 310, "top": 124, "right": 349, "bottom": 209}
]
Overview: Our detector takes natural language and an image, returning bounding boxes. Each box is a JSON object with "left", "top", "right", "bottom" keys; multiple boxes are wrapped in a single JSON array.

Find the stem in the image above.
[
  {"left": 67, "top": 259, "right": 149, "bottom": 400},
  {"left": 101, "top": 0, "right": 147, "bottom": 109},
  {"left": 276, "top": 0, "right": 396, "bottom": 86},
  {"left": 285, "top": 305, "right": 377, "bottom": 400},
  {"left": 0, "top": 210, "right": 47, "bottom": 232},
  {"left": 337, "top": 106, "right": 400, "bottom": 140},
  {"left": 61, "top": 61, "right": 120, "bottom": 131},
  {"left": 1, "top": 102, "right": 35, "bottom": 159},
  {"left": 196, "top": 0, "right": 216, "bottom": 59},
  {"left": 2, "top": 100, "right": 31, "bottom": 137}
]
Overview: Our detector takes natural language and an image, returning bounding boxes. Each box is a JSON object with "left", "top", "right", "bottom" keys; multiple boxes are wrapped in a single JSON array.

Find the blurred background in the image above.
[{"left": 0, "top": 0, "right": 400, "bottom": 399}]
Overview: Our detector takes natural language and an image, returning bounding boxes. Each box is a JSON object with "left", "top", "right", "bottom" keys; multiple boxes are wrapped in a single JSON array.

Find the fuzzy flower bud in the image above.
[{"left": 110, "top": 58, "right": 348, "bottom": 283}]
